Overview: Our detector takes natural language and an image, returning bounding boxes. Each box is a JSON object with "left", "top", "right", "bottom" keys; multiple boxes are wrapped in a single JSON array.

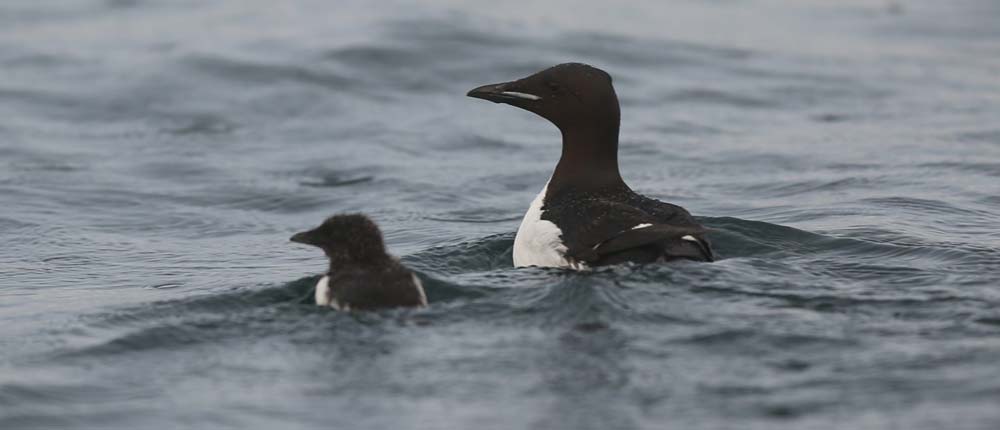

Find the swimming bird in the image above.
[
  {"left": 467, "top": 63, "right": 714, "bottom": 269},
  {"left": 290, "top": 214, "right": 427, "bottom": 310}
]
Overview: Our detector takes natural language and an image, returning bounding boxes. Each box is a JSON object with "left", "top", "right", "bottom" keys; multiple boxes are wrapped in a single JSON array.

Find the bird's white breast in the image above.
[
  {"left": 512, "top": 182, "right": 583, "bottom": 270},
  {"left": 314, "top": 275, "right": 331, "bottom": 306},
  {"left": 412, "top": 274, "right": 428, "bottom": 307},
  {"left": 314, "top": 275, "right": 347, "bottom": 310}
]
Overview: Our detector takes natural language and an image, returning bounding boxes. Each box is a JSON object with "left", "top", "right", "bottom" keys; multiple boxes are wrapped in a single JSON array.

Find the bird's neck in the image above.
[
  {"left": 548, "top": 124, "right": 626, "bottom": 195},
  {"left": 325, "top": 249, "right": 389, "bottom": 272}
]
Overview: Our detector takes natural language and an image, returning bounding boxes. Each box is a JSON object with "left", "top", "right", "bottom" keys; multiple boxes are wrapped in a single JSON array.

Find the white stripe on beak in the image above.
[{"left": 501, "top": 91, "right": 541, "bottom": 101}]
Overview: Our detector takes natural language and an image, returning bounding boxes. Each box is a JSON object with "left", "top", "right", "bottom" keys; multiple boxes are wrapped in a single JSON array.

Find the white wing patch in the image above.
[
  {"left": 637, "top": 226, "right": 700, "bottom": 244},
  {"left": 501, "top": 91, "right": 541, "bottom": 101}
]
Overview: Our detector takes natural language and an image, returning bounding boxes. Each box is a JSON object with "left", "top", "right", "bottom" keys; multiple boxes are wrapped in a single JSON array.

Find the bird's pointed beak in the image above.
[
  {"left": 467, "top": 81, "right": 542, "bottom": 104},
  {"left": 290, "top": 231, "right": 312, "bottom": 245}
]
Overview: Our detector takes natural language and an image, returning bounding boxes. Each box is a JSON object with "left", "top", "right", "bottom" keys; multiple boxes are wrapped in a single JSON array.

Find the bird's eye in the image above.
[{"left": 546, "top": 81, "right": 561, "bottom": 92}]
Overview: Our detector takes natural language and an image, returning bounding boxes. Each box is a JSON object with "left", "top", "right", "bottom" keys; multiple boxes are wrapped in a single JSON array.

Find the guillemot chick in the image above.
[
  {"left": 290, "top": 214, "right": 427, "bottom": 310},
  {"left": 468, "top": 63, "right": 714, "bottom": 269}
]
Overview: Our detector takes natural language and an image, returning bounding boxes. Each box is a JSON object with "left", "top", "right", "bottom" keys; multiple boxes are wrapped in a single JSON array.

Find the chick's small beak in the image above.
[{"left": 289, "top": 231, "right": 310, "bottom": 244}]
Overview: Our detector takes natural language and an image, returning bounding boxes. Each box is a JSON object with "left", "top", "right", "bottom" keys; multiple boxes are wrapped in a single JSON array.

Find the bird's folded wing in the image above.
[{"left": 566, "top": 224, "right": 712, "bottom": 263}]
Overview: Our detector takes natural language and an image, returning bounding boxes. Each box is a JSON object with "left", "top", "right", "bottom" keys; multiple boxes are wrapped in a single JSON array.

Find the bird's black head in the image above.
[
  {"left": 290, "top": 214, "right": 387, "bottom": 265},
  {"left": 467, "top": 63, "right": 620, "bottom": 133}
]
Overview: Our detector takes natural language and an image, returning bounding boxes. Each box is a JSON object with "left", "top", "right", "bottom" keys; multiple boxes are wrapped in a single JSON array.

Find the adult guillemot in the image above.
[
  {"left": 468, "top": 63, "right": 714, "bottom": 269},
  {"left": 290, "top": 214, "right": 427, "bottom": 310}
]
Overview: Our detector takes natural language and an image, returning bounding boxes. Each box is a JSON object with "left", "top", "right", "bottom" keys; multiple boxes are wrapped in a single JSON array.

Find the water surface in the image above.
[{"left": 2, "top": 1, "right": 999, "bottom": 429}]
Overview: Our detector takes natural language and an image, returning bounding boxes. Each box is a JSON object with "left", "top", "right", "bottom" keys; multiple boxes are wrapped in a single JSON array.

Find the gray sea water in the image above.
[{"left": 2, "top": 0, "right": 1000, "bottom": 429}]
